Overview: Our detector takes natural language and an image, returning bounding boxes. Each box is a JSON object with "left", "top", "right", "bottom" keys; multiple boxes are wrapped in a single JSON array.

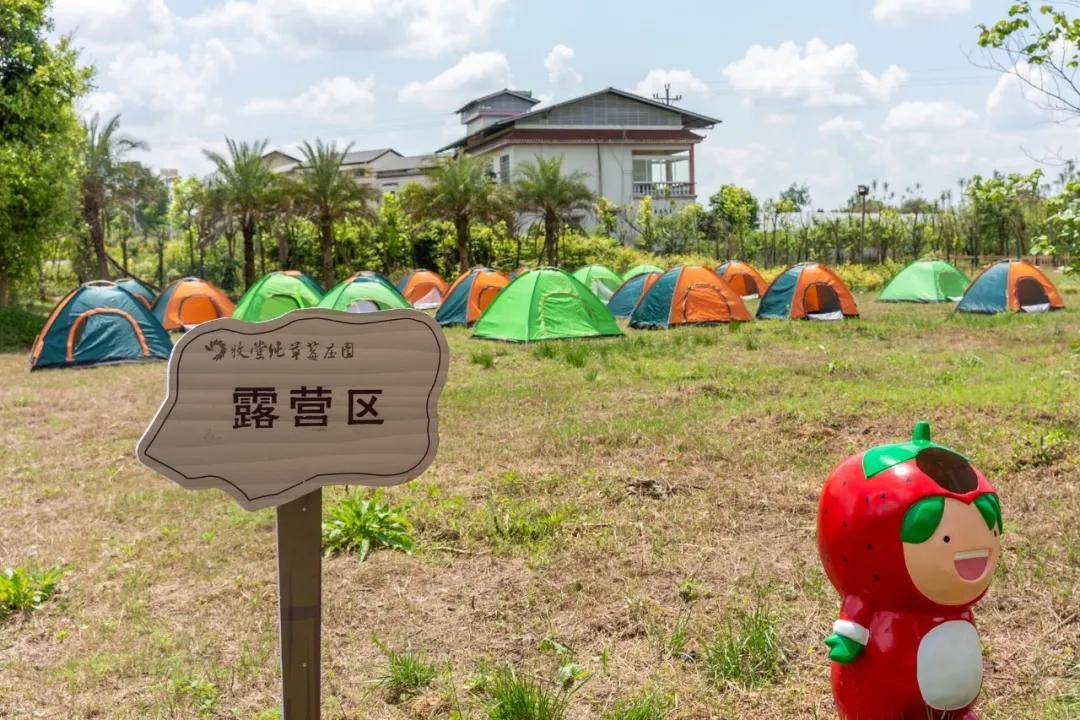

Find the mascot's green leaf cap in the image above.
[{"left": 862, "top": 421, "right": 968, "bottom": 478}]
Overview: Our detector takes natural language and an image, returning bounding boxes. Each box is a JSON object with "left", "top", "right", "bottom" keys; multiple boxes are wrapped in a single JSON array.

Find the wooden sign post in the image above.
[{"left": 136, "top": 308, "right": 449, "bottom": 719}]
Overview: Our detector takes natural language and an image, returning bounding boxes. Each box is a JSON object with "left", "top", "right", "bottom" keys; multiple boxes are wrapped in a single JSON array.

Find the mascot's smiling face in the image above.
[{"left": 902, "top": 495, "right": 1001, "bottom": 606}]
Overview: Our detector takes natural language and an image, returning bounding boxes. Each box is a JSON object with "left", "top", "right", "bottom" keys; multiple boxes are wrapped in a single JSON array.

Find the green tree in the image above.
[
  {"left": 1034, "top": 180, "right": 1080, "bottom": 273},
  {"left": 80, "top": 114, "right": 148, "bottom": 279},
  {"left": 512, "top": 155, "right": 594, "bottom": 266},
  {"left": 964, "top": 170, "right": 1044, "bottom": 257},
  {"left": 708, "top": 185, "right": 759, "bottom": 259},
  {"left": 287, "top": 139, "right": 378, "bottom": 288},
  {"left": 403, "top": 154, "right": 500, "bottom": 272},
  {"left": 0, "top": 0, "right": 90, "bottom": 304},
  {"left": 203, "top": 138, "right": 275, "bottom": 288},
  {"left": 977, "top": 2, "right": 1079, "bottom": 118}
]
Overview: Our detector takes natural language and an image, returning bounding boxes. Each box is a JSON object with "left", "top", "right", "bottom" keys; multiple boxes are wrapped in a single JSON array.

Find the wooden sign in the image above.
[
  {"left": 135, "top": 308, "right": 449, "bottom": 720},
  {"left": 137, "top": 308, "right": 449, "bottom": 511}
]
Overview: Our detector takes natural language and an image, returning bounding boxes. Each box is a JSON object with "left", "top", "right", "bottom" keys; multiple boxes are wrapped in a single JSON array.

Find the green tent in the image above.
[
  {"left": 572, "top": 264, "right": 623, "bottom": 301},
  {"left": 878, "top": 260, "right": 969, "bottom": 303},
  {"left": 233, "top": 271, "right": 324, "bottom": 322},
  {"left": 472, "top": 268, "right": 624, "bottom": 342},
  {"left": 623, "top": 263, "right": 664, "bottom": 282},
  {"left": 318, "top": 275, "right": 411, "bottom": 312}
]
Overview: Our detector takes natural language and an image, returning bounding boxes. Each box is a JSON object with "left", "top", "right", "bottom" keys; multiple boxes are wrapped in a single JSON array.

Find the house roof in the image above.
[
  {"left": 341, "top": 148, "right": 399, "bottom": 165},
  {"left": 263, "top": 149, "right": 301, "bottom": 163},
  {"left": 438, "top": 87, "right": 721, "bottom": 152},
  {"left": 375, "top": 154, "right": 438, "bottom": 174},
  {"left": 453, "top": 89, "right": 540, "bottom": 114}
]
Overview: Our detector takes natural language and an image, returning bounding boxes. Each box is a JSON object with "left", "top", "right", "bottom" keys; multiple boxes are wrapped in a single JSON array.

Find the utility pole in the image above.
[
  {"left": 857, "top": 184, "right": 869, "bottom": 264},
  {"left": 653, "top": 83, "right": 682, "bottom": 106}
]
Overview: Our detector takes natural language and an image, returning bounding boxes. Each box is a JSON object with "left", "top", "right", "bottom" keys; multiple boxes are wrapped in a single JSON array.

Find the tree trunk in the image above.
[
  {"left": 277, "top": 224, "right": 290, "bottom": 271},
  {"left": 157, "top": 235, "right": 166, "bottom": 287},
  {"left": 0, "top": 271, "right": 9, "bottom": 307},
  {"left": 319, "top": 219, "right": 335, "bottom": 290},
  {"left": 242, "top": 217, "right": 256, "bottom": 289},
  {"left": 83, "top": 200, "right": 109, "bottom": 279},
  {"left": 543, "top": 210, "right": 558, "bottom": 266},
  {"left": 454, "top": 215, "right": 471, "bottom": 272}
]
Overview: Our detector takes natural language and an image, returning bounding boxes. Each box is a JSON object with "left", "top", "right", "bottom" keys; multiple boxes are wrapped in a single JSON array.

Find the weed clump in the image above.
[
  {"left": 322, "top": 490, "right": 414, "bottom": 561},
  {"left": 0, "top": 564, "right": 69, "bottom": 620}
]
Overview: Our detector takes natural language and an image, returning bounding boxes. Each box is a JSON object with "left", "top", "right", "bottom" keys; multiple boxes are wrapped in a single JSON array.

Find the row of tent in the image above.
[{"left": 29, "top": 258, "right": 1065, "bottom": 369}]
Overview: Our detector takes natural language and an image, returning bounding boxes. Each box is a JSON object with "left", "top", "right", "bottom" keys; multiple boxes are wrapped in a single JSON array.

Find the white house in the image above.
[
  {"left": 439, "top": 87, "right": 721, "bottom": 222},
  {"left": 263, "top": 147, "right": 436, "bottom": 195}
]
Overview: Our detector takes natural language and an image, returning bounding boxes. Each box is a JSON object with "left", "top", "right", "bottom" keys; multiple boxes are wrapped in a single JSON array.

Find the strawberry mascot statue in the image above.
[{"left": 817, "top": 421, "right": 1003, "bottom": 720}]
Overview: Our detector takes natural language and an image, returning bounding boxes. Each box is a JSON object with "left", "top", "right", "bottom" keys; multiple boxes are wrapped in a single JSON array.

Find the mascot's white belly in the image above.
[{"left": 916, "top": 620, "right": 983, "bottom": 710}]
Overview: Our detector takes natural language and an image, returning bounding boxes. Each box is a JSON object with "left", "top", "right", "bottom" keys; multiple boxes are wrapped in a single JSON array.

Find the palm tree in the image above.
[
  {"left": 403, "top": 154, "right": 501, "bottom": 272},
  {"left": 203, "top": 138, "right": 275, "bottom": 288},
  {"left": 80, "top": 114, "right": 147, "bottom": 278},
  {"left": 512, "top": 155, "right": 593, "bottom": 265},
  {"left": 287, "top": 140, "right": 378, "bottom": 288}
]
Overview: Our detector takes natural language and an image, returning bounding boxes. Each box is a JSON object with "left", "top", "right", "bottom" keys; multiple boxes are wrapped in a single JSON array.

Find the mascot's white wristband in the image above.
[{"left": 833, "top": 620, "right": 870, "bottom": 646}]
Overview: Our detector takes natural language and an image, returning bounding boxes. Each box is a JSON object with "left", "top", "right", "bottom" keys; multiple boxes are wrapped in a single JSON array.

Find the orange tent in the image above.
[
  {"left": 397, "top": 269, "right": 449, "bottom": 308},
  {"left": 757, "top": 262, "right": 858, "bottom": 320},
  {"left": 152, "top": 277, "right": 235, "bottom": 330},
  {"left": 957, "top": 259, "right": 1065, "bottom": 313},
  {"left": 717, "top": 261, "right": 768, "bottom": 298},
  {"left": 435, "top": 267, "right": 509, "bottom": 325},
  {"left": 629, "top": 265, "right": 751, "bottom": 327}
]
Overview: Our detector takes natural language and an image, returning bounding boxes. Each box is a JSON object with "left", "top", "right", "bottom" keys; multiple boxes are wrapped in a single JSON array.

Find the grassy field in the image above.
[{"left": 1, "top": 291, "right": 1078, "bottom": 719}]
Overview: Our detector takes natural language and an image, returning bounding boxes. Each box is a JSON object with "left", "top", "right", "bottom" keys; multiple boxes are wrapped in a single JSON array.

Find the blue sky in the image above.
[{"left": 54, "top": 0, "right": 1080, "bottom": 208}]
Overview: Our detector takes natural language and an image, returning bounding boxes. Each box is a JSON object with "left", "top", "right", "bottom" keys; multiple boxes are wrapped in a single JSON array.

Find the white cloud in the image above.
[
  {"left": 882, "top": 101, "right": 977, "bottom": 132},
  {"left": 244, "top": 76, "right": 376, "bottom": 124},
  {"left": 873, "top": 0, "right": 970, "bottom": 25},
  {"left": 819, "top": 115, "right": 865, "bottom": 135},
  {"left": 79, "top": 91, "right": 122, "bottom": 121},
  {"left": 634, "top": 69, "right": 709, "bottom": 100},
  {"left": 398, "top": 51, "right": 512, "bottom": 109},
  {"left": 544, "top": 44, "right": 582, "bottom": 92},
  {"left": 95, "top": 40, "right": 234, "bottom": 128},
  {"left": 54, "top": 0, "right": 174, "bottom": 50},
  {"left": 188, "top": 0, "right": 507, "bottom": 58},
  {"left": 723, "top": 38, "right": 908, "bottom": 107}
]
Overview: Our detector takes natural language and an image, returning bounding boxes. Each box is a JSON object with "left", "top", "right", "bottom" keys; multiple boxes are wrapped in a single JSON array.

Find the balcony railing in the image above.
[{"left": 632, "top": 181, "right": 694, "bottom": 198}]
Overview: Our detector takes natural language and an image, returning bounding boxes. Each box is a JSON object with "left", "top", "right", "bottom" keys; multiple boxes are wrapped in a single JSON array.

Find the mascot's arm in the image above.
[{"left": 825, "top": 596, "right": 871, "bottom": 664}]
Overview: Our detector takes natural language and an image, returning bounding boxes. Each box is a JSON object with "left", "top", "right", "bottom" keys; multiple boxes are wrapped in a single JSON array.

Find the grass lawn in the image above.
[{"left": 1, "top": 291, "right": 1078, "bottom": 719}]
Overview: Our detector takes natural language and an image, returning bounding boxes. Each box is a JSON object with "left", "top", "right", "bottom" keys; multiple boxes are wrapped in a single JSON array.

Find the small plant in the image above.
[
  {"left": 665, "top": 614, "right": 690, "bottom": 659},
  {"left": 485, "top": 498, "right": 570, "bottom": 549},
  {"left": 471, "top": 348, "right": 496, "bottom": 369},
  {"left": 743, "top": 333, "right": 760, "bottom": 351},
  {"left": 374, "top": 639, "right": 439, "bottom": 702},
  {"left": 678, "top": 578, "right": 703, "bottom": 603},
  {"left": 702, "top": 605, "right": 786, "bottom": 688},
  {"left": 533, "top": 343, "right": 559, "bottom": 360},
  {"left": 602, "top": 693, "right": 671, "bottom": 720},
  {"left": 484, "top": 665, "right": 571, "bottom": 720},
  {"left": 322, "top": 490, "right": 414, "bottom": 562},
  {"left": 1012, "top": 426, "right": 1073, "bottom": 468},
  {"left": 561, "top": 344, "right": 589, "bottom": 368},
  {"left": 0, "top": 564, "right": 69, "bottom": 620},
  {"left": 539, "top": 637, "right": 590, "bottom": 690},
  {"left": 174, "top": 677, "right": 219, "bottom": 716},
  {"left": 583, "top": 366, "right": 599, "bottom": 382}
]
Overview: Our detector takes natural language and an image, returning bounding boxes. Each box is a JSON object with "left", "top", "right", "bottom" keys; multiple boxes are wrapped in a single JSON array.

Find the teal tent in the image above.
[
  {"left": 30, "top": 281, "right": 172, "bottom": 370},
  {"left": 115, "top": 278, "right": 155, "bottom": 307}
]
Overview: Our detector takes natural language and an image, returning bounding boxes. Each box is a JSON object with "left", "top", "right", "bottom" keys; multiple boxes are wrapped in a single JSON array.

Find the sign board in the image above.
[{"left": 137, "top": 308, "right": 449, "bottom": 510}]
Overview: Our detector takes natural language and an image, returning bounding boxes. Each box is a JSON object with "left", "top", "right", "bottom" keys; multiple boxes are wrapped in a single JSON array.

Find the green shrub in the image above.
[
  {"left": 0, "top": 306, "right": 45, "bottom": 352},
  {"left": 322, "top": 490, "right": 414, "bottom": 561},
  {"left": 374, "top": 640, "right": 439, "bottom": 702},
  {"left": 702, "top": 605, "right": 786, "bottom": 688},
  {"left": 602, "top": 693, "right": 670, "bottom": 720},
  {"left": 484, "top": 665, "right": 570, "bottom": 720},
  {"left": 470, "top": 347, "right": 496, "bottom": 369},
  {"left": 0, "top": 564, "right": 69, "bottom": 620}
]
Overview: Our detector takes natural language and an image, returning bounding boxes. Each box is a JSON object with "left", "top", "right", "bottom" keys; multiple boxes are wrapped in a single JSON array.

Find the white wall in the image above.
[{"left": 480, "top": 143, "right": 696, "bottom": 228}]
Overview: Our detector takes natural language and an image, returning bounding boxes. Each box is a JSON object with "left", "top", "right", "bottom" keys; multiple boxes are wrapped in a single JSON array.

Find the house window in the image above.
[{"left": 499, "top": 154, "right": 510, "bottom": 185}]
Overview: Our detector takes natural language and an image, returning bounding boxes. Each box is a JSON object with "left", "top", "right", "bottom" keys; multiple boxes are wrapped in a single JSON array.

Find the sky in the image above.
[{"left": 52, "top": 0, "right": 1080, "bottom": 209}]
